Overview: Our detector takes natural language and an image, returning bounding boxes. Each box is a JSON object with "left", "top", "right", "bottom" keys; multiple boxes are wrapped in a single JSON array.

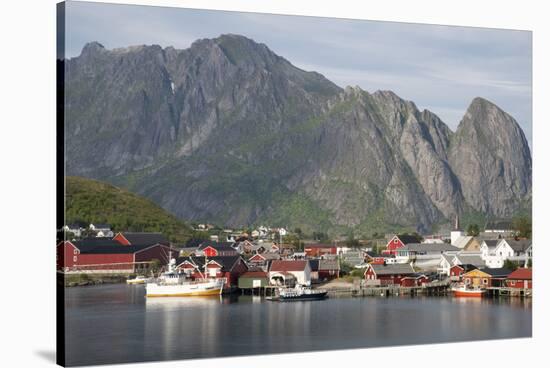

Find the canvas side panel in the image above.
[{"left": 56, "top": 2, "right": 66, "bottom": 367}]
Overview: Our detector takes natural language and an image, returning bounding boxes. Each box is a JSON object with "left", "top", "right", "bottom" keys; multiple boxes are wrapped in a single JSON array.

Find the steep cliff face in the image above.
[
  {"left": 448, "top": 97, "right": 532, "bottom": 218},
  {"left": 63, "top": 34, "right": 532, "bottom": 233}
]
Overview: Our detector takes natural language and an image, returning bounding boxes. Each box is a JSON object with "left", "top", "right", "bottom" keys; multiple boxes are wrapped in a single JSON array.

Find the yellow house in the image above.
[
  {"left": 462, "top": 268, "right": 492, "bottom": 288},
  {"left": 462, "top": 237, "right": 481, "bottom": 252}
]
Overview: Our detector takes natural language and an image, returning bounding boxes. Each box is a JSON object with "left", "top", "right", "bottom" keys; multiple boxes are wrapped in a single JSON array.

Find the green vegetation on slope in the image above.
[{"left": 65, "top": 176, "right": 193, "bottom": 244}]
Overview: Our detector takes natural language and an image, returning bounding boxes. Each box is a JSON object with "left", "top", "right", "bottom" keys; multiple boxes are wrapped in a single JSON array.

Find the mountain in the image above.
[
  {"left": 65, "top": 176, "right": 193, "bottom": 243},
  {"left": 63, "top": 34, "right": 532, "bottom": 235}
]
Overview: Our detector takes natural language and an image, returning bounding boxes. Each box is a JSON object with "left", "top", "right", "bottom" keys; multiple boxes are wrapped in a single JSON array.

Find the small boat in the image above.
[
  {"left": 126, "top": 275, "right": 150, "bottom": 285},
  {"left": 271, "top": 285, "right": 328, "bottom": 302},
  {"left": 451, "top": 284, "right": 486, "bottom": 297},
  {"left": 145, "top": 258, "right": 226, "bottom": 297}
]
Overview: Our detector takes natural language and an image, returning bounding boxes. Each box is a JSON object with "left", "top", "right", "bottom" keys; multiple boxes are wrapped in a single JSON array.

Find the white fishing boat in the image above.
[{"left": 146, "top": 257, "right": 226, "bottom": 297}]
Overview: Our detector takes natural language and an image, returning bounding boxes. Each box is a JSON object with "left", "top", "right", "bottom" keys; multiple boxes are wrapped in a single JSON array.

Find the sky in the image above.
[{"left": 63, "top": 1, "right": 532, "bottom": 147}]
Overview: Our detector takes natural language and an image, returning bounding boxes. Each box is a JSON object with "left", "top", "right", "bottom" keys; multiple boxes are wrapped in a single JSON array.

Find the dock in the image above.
[
  {"left": 325, "top": 280, "right": 450, "bottom": 297},
  {"left": 485, "top": 287, "right": 532, "bottom": 298}
]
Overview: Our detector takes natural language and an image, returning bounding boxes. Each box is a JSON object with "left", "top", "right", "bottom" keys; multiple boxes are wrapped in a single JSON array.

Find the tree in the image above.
[
  {"left": 312, "top": 231, "right": 329, "bottom": 242},
  {"left": 512, "top": 216, "right": 532, "bottom": 239},
  {"left": 345, "top": 231, "right": 360, "bottom": 248},
  {"left": 149, "top": 259, "right": 162, "bottom": 274},
  {"left": 466, "top": 224, "right": 480, "bottom": 236},
  {"left": 339, "top": 261, "right": 354, "bottom": 276},
  {"left": 398, "top": 232, "right": 423, "bottom": 243},
  {"left": 503, "top": 259, "right": 518, "bottom": 271}
]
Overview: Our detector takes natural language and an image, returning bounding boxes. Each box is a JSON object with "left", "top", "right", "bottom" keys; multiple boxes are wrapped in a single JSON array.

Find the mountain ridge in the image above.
[{"left": 63, "top": 34, "right": 532, "bottom": 235}]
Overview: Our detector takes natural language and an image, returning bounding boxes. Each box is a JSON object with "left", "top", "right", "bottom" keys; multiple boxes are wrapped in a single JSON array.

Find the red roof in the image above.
[
  {"left": 507, "top": 268, "right": 532, "bottom": 280},
  {"left": 270, "top": 260, "right": 308, "bottom": 272}
]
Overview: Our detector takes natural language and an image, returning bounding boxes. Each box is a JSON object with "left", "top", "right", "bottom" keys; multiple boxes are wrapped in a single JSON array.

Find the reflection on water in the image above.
[
  {"left": 64, "top": 284, "right": 532, "bottom": 367},
  {"left": 145, "top": 295, "right": 224, "bottom": 309}
]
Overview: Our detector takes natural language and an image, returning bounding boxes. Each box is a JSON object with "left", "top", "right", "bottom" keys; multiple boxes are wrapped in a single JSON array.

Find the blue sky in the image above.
[{"left": 64, "top": 1, "right": 532, "bottom": 146}]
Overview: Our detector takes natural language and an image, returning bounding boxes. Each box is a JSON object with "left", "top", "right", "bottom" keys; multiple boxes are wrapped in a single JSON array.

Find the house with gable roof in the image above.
[{"left": 269, "top": 260, "right": 311, "bottom": 286}]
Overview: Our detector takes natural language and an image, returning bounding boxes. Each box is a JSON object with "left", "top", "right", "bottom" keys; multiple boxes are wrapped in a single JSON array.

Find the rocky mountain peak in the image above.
[
  {"left": 79, "top": 41, "right": 106, "bottom": 57},
  {"left": 64, "top": 34, "right": 531, "bottom": 234}
]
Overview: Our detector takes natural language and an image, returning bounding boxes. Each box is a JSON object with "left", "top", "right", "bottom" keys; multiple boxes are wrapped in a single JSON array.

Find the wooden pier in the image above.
[
  {"left": 325, "top": 280, "right": 450, "bottom": 298},
  {"left": 485, "top": 287, "right": 532, "bottom": 298}
]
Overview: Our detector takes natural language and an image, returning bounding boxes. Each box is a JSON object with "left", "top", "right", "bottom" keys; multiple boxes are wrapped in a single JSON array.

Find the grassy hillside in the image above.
[{"left": 65, "top": 176, "right": 193, "bottom": 244}]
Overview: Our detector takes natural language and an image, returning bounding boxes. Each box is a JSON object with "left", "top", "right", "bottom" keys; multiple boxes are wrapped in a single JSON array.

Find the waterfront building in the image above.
[
  {"left": 176, "top": 255, "right": 248, "bottom": 288},
  {"left": 462, "top": 267, "right": 512, "bottom": 288},
  {"left": 506, "top": 268, "right": 532, "bottom": 289},
  {"left": 449, "top": 264, "right": 478, "bottom": 281},
  {"left": 269, "top": 260, "right": 311, "bottom": 286},
  {"left": 400, "top": 274, "right": 430, "bottom": 287},
  {"left": 56, "top": 239, "right": 177, "bottom": 273},
  {"left": 363, "top": 263, "right": 416, "bottom": 285},
  {"left": 238, "top": 271, "right": 269, "bottom": 290}
]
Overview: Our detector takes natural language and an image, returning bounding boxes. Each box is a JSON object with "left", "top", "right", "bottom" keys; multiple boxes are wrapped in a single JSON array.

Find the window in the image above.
[
  {"left": 511, "top": 281, "right": 516, "bottom": 286},
  {"left": 394, "top": 239, "right": 398, "bottom": 244},
  {"left": 73, "top": 256, "right": 77, "bottom": 262},
  {"left": 74, "top": 249, "right": 78, "bottom": 255},
  {"left": 465, "top": 278, "right": 470, "bottom": 284},
  {"left": 483, "top": 279, "right": 488, "bottom": 285}
]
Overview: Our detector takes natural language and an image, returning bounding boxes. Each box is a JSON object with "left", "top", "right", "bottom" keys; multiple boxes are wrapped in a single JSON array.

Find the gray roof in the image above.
[
  {"left": 453, "top": 236, "right": 473, "bottom": 249},
  {"left": 455, "top": 254, "right": 486, "bottom": 267},
  {"left": 401, "top": 243, "right": 460, "bottom": 253},
  {"left": 479, "top": 267, "right": 513, "bottom": 278},
  {"left": 505, "top": 239, "right": 532, "bottom": 252},
  {"left": 441, "top": 254, "right": 455, "bottom": 265},
  {"left": 483, "top": 239, "right": 500, "bottom": 249},
  {"left": 477, "top": 232, "right": 503, "bottom": 241},
  {"left": 319, "top": 259, "right": 340, "bottom": 271},
  {"left": 369, "top": 264, "right": 415, "bottom": 275}
]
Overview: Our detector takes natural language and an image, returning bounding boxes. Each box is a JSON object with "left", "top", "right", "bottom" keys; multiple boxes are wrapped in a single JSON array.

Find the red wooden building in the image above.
[
  {"left": 449, "top": 264, "right": 478, "bottom": 281},
  {"left": 318, "top": 259, "right": 340, "bottom": 280},
  {"left": 506, "top": 268, "right": 532, "bottom": 289},
  {"left": 248, "top": 253, "right": 280, "bottom": 268},
  {"left": 196, "top": 241, "right": 239, "bottom": 257},
  {"left": 364, "top": 263, "right": 416, "bottom": 285},
  {"left": 304, "top": 243, "right": 337, "bottom": 258},
  {"left": 383, "top": 235, "right": 419, "bottom": 256},
  {"left": 56, "top": 239, "right": 177, "bottom": 273},
  {"left": 400, "top": 274, "right": 430, "bottom": 287},
  {"left": 176, "top": 255, "right": 248, "bottom": 288}
]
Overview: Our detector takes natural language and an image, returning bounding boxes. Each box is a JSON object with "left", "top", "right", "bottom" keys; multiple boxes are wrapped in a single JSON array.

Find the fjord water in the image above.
[{"left": 64, "top": 284, "right": 531, "bottom": 366}]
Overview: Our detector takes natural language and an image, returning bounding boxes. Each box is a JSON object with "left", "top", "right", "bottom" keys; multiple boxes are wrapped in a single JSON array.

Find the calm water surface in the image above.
[{"left": 64, "top": 284, "right": 531, "bottom": 366}]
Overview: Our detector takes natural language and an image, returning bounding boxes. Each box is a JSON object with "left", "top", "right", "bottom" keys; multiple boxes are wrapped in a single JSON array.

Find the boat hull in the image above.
[
  {"left": 452, "top": 288, "right": 485, "bottom": 297},
  {"left": 127, "top": 279, "right": 147, "bottom": 285},
  {"left": 277, "top": 291, "right": 328, "bottom": 302},
  {"left": 146, "top": 279, "right": 225, "bottom": 297}
]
